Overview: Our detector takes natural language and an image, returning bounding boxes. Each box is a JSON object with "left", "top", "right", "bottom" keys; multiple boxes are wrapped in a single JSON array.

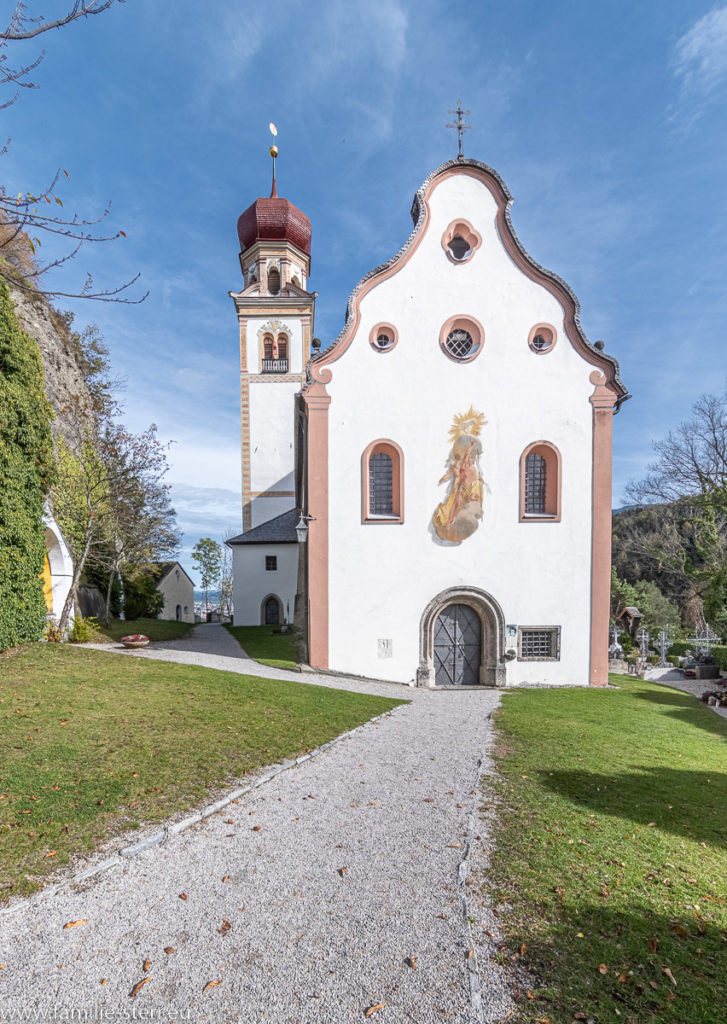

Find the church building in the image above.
[{"left": 228, "top": 150, "right": 628, "bottom": 688}]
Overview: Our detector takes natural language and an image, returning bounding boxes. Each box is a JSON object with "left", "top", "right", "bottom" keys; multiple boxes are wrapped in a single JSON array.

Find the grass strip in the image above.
[
  {"left": 224, "top": 624, "right": 300, "bottom": 669},
  {"left": 486, "top": 674, "right": 726, "bottom": 1024},
  {"left": 0, "top": 644, "right": 405, "bottom": 901},
  {"left": 98, "top": 618, "right": 195, "bottom": 643}
]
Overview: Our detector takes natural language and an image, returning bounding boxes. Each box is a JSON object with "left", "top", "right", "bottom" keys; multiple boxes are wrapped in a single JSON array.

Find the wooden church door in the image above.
[{"left": 433, "top": 604, "right": 481, "bottom": 686}]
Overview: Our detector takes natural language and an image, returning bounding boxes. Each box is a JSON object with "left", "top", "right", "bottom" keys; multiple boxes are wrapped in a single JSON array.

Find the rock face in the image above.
[{"left": 9, "top": 284, "right": 93, "bottom": 441}]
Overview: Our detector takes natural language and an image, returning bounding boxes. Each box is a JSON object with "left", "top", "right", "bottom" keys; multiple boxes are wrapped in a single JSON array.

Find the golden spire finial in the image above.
[{"left": 269, "top": 122, "right": 278, "bottom": 197}]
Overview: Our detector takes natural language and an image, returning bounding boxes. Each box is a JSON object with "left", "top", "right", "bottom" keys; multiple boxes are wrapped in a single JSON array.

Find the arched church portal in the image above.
[{"left": 417, "top": 586, "right": 506, "bottom": 687}]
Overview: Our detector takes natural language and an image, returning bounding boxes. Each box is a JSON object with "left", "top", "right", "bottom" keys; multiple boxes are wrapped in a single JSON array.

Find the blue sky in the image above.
[{"left": 3, "top": 0, "right": 726, "bottom": 577}]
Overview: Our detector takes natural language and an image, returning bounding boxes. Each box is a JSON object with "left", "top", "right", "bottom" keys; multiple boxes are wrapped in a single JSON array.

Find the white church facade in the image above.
[{"left": 228, "top": 156, "right": 627, "bottom": 687}]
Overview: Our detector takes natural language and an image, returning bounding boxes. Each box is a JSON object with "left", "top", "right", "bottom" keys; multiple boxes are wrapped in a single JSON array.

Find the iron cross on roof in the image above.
[{"left": 447, "top": 101, "right": 471, "bottom": 159}]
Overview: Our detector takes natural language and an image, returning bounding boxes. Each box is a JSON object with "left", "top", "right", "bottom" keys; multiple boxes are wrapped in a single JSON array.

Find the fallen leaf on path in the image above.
[
  {"left": 45, "top": 850, "right": 57, "bottom": 857},
  {"left": 407, "top": 955, "right": 417, "bottom": 970},
  {"left": 526, "top": 990, "right": 535, "bottom": 999},
  {"left": 62, "top": 920, "right": 87, "bottom": 929},
  {"left": 221, "top": 875, "right": 229, "bottom": 883},
  {"left": 423, "top": 798, "right": 434, "bottom": 803},
  {"left": 466, "top": 949, "right": 474, "bottom": 959},
  {"left": 217, "top": 918, "right": 231, "bottom": 935},
  {"left": 130, "top": 977, "right": 150, "bottom": 997},
  {"left": 178, "top": 893, "right": 187, "bottom": 901},
  {"left": 252, "top": 825, "right": 262, "bottom": 832},
  {"left": 447, "top": 843, "right": 462, "bottom": 849},
  {"left": 202, "top": 980, "right": 222, "bottom": 993},
  {"left": 164, "top": 947, "right": 174, "bottom": 954},
  {"left": 100, "top": 979, "right": 107, "bottom": 985},
  {"left": 365, "top": 1003, "right": 386, "bottom": 1017},
  {"left": 339, "top": 867, "right": 347, "bottom": 876},
  {"left": 143, "top": 959, "right": 151, "bottom": 972},
  {"left": 225, "top": 819, "right": 233, "bottom": 824}
]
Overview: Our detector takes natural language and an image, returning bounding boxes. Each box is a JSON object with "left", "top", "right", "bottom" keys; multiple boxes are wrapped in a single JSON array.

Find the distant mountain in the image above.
[{"left": 194, "top": 589, "right": 220, "bottom": 603}]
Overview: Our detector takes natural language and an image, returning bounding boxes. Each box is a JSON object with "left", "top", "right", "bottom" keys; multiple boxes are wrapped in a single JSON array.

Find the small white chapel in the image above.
[{"left": 227, "top": 131, "right": 628, "bottom": 688}]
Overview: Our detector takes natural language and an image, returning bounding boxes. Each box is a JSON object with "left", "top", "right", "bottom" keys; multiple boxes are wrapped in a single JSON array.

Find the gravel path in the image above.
[
  {"left": 647, "top": 673, "right": 727, "bottom": 719},
  {"left": 0, "top": 627, "right": 514, "bottom": 1023},
  {"left": 82, "top": 623, "right": 415, "bottom": 699}
]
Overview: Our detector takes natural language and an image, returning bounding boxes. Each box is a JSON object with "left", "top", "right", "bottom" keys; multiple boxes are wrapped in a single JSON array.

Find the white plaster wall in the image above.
[
  {"left": 248, "top": 381, "right": 298, "bottom": 498},
  {"left": 246, "top": 316, "right": 305, "bottom": 374},
  {"left": 157, "top": 570, "right": 195, "bottom": 622},
  {"left": 232, "top": 543, "right": 299, "bottom": 626},
  {"left": 325, "top": 172, "right": 596, "bottom": 685}
]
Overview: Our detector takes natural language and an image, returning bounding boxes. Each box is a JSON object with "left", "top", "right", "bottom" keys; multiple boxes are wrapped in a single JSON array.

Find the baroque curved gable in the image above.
[{"left": 307, "top": 158, "right": 628, "bottom": 403}]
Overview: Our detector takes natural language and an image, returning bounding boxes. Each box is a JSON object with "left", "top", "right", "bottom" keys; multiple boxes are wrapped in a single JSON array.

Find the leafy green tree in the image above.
[
  {"left": 192, "top": 538, "right": 221, "bottom": 615},
  {"left": 121, "top": 569, "right": 164, "bottom": 621},
  {"left": 0, "top": 281, "right": 54, "bottom": 649}
]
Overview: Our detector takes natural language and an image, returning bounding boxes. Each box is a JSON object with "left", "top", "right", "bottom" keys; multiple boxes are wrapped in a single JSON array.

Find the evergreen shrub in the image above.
[
  {"left": 68, "top": 616, "right": 105, "bottom": 644},
  {"left": 0, "top": 283, "right": 54, "bottom": 650}
]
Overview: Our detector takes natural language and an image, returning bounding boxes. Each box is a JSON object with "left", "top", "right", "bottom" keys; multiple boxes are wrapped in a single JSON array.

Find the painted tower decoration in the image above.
[{"left": 229, "top": 119, "right": 628, "bottom": 687}]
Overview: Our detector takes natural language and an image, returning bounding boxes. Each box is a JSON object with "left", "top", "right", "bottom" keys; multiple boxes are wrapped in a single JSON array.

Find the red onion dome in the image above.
[{"left": 237, "top": 184, "right": 311, "bottom": 257}]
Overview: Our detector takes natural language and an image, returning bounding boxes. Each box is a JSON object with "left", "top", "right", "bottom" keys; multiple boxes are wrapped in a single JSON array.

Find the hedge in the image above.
[
  {"left": 0, "top": 283, "right": 55, "bottom": 650},
  {"left": 668, "top": 640, "right": 727, "bottom": 672}
]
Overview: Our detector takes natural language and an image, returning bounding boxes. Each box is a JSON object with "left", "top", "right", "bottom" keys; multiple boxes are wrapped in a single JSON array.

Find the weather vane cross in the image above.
[{"left": 447, "top": 100, "right": 471, "bottom": 159}]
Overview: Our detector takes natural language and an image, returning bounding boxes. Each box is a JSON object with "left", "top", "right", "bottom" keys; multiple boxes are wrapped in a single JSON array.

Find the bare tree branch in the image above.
[{"left": 0, "top": 2, "right": 123, "bottom": 42}]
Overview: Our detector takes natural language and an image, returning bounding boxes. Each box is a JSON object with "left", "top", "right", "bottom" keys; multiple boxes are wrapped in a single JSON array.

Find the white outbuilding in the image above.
[{"left": 230, "top": 156, "right": 628, "bottom": 687}]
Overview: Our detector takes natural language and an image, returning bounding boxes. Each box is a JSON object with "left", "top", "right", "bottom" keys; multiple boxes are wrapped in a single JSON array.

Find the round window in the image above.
[
  {"left": 439, "top": 315, "right": 484, "bottom": 362},
  {"left": 369, "top": 322, "right": 399, "bottom": 353},
  {"left": 528, "top": 323, "right": 557, "bottom": 354}
]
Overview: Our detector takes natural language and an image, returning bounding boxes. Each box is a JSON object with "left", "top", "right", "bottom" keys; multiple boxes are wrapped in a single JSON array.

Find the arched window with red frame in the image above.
[
  {"left": 361, "top": 440, "right": 405, "bottom": 524},
  {"left": 519, "top": 441, "right": 561, "bottom": 521}
]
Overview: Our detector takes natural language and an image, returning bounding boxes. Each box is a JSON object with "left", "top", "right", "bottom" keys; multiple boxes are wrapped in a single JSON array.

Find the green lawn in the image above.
[
  {"left": 0, "top": 644, "right": 405, "bottom": 902},
  {"left": 98, "top": 617, "right": 195, "bottom": 643},
  {"left": 486, "top": 674, "right": 727, "bottom": 1024},
  {"left": 225, "top": 624, "right": 301, "bottom": 669}
]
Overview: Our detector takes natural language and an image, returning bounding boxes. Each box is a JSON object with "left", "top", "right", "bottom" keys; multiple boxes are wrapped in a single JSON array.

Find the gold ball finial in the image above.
[{"left": 269, "top": 144, "right": 278, "bottom": 158}]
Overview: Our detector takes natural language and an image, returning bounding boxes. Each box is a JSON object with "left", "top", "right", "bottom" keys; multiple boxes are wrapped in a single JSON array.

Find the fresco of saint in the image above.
[{"left": 433, "top": 407, "right": 487, "bottom": 543}]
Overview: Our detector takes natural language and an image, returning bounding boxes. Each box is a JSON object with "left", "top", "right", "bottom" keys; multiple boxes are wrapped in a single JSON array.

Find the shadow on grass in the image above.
[
  {"left": 517, "top": 900, "right": 725, "bottom": 1024},
  {"left": 537, "top": 766, "right": 726, "bottom": 846},
  {"left": 628, "top": 683, "right": 727, "bottom": 740}
]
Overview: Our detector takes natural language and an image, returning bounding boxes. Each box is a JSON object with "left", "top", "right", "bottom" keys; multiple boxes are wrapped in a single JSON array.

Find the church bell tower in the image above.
[{"left": 230, "top": 138, "right": 315, "bottom": 532}]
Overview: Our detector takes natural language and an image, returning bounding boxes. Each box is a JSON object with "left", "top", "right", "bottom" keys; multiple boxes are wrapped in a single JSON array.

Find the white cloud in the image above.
[{"left": 671, "top": 5, "right": 727, "bottom": 125}]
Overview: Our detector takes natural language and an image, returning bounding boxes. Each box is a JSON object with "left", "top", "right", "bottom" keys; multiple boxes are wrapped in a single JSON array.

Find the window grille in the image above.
[
  {"left": 524, "top": 453, "right": 547, "bottom": 514},
  {"left": 445, "top": 329, "right": 474, "bottom": 359},
  {"left": 519, "top": 627, "right": 560, "bottom": 660},
  {"left": 369, "top": 452, "right": 393, "bottom": 515},
  {"left": 265, "top": 555, "right": 277, "bottom": 571},
  {"left": 263, "top": 336, "right": 274, "bottom": 360}
]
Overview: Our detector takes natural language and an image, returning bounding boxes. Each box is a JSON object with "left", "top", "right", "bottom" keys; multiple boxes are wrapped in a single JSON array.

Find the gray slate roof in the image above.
[{"left": 226, "top": 508, "right": 299, "bottom": 545}]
